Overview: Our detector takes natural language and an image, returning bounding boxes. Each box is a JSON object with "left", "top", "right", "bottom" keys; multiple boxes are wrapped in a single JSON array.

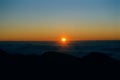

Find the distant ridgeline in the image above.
[{"left": 0, "top": 48, "right": 120, "bottom": 65}]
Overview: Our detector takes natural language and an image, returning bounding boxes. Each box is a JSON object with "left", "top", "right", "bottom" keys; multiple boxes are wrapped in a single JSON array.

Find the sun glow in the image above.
[{"left": 61, "top": 38, "right": 67, "bottom": 42}]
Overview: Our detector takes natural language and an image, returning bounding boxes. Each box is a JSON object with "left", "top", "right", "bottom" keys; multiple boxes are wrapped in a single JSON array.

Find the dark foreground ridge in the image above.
[
  {"left": 1, "top": 49, "right": 120, "bottom": 78},
  {"left": 0, "top": 49, "right": 120, "bottom": 65}
]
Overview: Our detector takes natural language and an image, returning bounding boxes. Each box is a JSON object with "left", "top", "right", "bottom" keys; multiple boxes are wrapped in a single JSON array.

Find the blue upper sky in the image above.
[{"left": 1, "top": 0, "right": 119, "bottom": 21}]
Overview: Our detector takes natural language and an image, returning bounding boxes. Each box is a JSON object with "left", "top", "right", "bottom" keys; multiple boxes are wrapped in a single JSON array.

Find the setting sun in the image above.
[{"left": 61, "top": 38, "right": 67, "bottom": 42}]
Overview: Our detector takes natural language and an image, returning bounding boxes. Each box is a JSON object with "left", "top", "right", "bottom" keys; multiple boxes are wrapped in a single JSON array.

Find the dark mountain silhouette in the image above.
[
  {"left": 81, "top": 52, "right": 120, "bottom": 64},
  {"left": 0, "top": 49, "right": 8, "bottom": 56},
  {"left": 0, "top": 49, "right": 120, "bottom": 65},
  {"left": 41, "top": 51, "right": 81, "bottom": 64},
  {"left": 1, "top": 49, "right": 120, "bottom": 78}
]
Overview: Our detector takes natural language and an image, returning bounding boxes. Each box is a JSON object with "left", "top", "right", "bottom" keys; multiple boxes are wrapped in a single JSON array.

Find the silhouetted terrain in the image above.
[
  {"left": 1, "top": 48, "right": 120, "bottom": 78},
  {"left": 0, "top": 49, "right": 120, "bottom": 65}
]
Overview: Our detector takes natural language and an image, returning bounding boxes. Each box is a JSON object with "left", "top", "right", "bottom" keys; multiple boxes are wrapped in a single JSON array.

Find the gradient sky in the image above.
[{"left": 0, "top": 0, "right": 120, "bottom": 41}]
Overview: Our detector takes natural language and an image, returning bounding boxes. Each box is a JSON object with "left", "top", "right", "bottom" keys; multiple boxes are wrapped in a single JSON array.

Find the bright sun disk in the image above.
[{"left": 61, "top": 38, "right": 66, "bottom": 42}]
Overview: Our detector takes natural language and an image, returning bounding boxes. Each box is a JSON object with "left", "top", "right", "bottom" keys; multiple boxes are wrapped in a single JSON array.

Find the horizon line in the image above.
[{"left": 0, "top": 40, "right": 120, "bottom": 42}]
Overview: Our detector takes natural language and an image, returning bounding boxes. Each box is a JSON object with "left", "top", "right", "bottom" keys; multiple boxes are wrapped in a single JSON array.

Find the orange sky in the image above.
[{"left": 0, "top": 22, "right": 120, "bottom": 41}]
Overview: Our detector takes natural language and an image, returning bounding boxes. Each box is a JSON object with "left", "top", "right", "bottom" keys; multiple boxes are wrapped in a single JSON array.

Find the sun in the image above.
[{"left": 61, "top": 37, "right": 67, "bottom": 42}]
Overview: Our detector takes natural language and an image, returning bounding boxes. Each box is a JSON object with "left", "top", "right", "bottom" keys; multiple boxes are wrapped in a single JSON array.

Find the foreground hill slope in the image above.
[{"left": 0, "top": 49, "right": 120, "bottom": 65}]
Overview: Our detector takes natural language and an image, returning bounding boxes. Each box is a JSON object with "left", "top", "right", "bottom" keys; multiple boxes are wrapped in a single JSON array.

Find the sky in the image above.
[{"left": 0, "top": 0, "right": 120, "bottom": 41}]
